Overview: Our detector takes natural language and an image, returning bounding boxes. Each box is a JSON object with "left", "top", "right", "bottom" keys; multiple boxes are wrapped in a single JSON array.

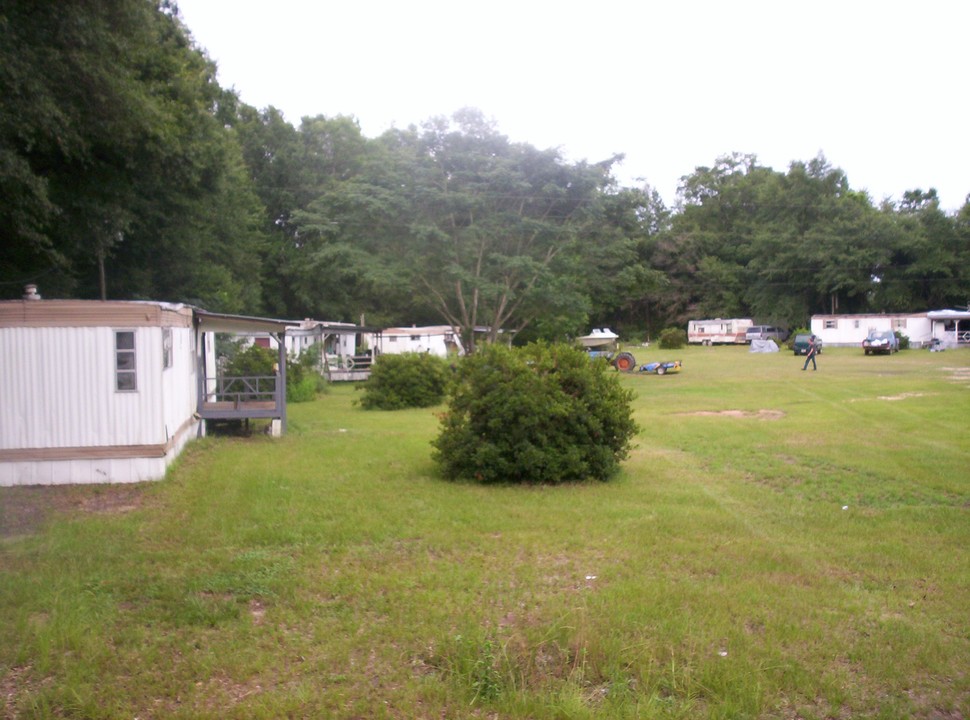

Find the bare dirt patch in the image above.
[
  {"left": 0, "top": 484, "right": 150, "bottom": 539},
  {"left": 941, "top": 366, "right": 970, "bottom": 385},
  {"left": 876, "top": 392, "right": 928, "bottom": 401},
  {"left": 680, "top": 409, "right": 785, "bottom": 420}
]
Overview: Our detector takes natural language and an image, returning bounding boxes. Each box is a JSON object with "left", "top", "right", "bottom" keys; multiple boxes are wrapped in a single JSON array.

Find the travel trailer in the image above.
[{"left": 687, "top": 318, "right": 753, "bottom": 345}]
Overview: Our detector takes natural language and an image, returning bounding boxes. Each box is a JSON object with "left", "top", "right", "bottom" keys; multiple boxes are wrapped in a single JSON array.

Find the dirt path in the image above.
[{"left": 0, "top": 485, "right": 149, "bottom": 539}]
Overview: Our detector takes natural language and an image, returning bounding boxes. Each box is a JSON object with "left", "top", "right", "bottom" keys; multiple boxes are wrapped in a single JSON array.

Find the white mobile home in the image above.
[
  {"left": 1, "top": 296, "right": 292, "bottom": 486},
  {"left": 243, "top": 319, "right": 377, "bottom": 381},
  {"left": 243, "top": 319, "right": 357, "bottom": 360},
  {"left": 810, "top": 313, "right": 933, "bottom": 348},
  {"left": 927, "top": 309, "right": 970, "bottom": 348},
  {"left": 0, "top": 297, "right": 201, "bottom": 485},
  {"left": 687, "top": 318, "right": 753, "bottom": 345},
  {"left": 370, "top": 325, "right": 464, "bottom": 358},
  {"left": 288, "top": 319, "right": 357, "bottom": 359}
]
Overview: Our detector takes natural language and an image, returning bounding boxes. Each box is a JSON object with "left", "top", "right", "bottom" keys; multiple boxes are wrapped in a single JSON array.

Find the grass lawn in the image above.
[{"left": 1, "top": 345, "right": 968, "bottom": 719}]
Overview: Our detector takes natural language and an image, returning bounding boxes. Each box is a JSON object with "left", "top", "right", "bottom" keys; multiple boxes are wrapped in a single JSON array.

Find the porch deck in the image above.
[
  {"left": 325, "top": 369, "right": 372, "bottom": 382},
  {"left": 197, "top": 375, "right": 283, "bottom": 421},
  {"left": 199, "top": 400, "right": 280, "bottom": 420}
]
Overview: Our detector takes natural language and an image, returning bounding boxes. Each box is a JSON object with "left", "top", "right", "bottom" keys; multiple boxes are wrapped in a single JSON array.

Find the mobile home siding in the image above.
[
  {"left": 2, "top": 455, "right": 172, "bottom": 486},
  {"left": 371, "top": 326, "right": 463, "bottom": 357},
  {"left": 810, "top": 314, "right": 932, "bottom": 347},
  {"left": 0, "top": 301, "right": 200, "bottom": 485},
  {"left": 159, "top": 325, "right": 199, "bottom": 448},
  {"left": 0, "top": 325, "right": 164, "bottom": 449}
]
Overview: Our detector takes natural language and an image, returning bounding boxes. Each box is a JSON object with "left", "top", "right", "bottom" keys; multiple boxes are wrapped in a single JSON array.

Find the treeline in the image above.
[{"left": 3, "top": 0, "right": 968, "bottom": 345}]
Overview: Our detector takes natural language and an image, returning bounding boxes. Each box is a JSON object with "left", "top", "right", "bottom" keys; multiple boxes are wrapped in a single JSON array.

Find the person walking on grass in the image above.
[{"left": 802, "top": 335, "right": 819, "bottom": 371}]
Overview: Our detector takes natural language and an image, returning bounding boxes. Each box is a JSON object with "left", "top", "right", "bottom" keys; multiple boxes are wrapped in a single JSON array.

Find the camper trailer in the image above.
[{"left": 688, "top": 318, "right": 753, "bottom": 345}]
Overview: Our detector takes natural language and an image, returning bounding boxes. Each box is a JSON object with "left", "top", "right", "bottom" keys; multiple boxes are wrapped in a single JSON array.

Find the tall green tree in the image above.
[
  {"left": 874, "top": 189, "right": 969, "bottom": 311},
  {"left": 283, "top": 109, "right": 650, "bottom": 347},
  {"left": 654, "top": 154, "right": 777, "bottom": 326},
  {"left": 657, "top": 153, "right": 904, "bottom": 330},
  {"left": 393, "top": 109, "right": 636, "bottom": 352},
  {"left": 0, "top": 0, "right": 266, "bottom": 309},
  {"left": 745, "top": 157, "right": 895, "bottom": 322},
  {"left": 277, "top": 115, "right": 412, "bottom": 322},
  {"left": 579, "top": 186, "right": 667, "bottom": 339}
]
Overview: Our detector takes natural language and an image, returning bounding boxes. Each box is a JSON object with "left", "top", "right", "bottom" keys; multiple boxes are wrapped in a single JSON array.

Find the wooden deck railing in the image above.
[
  {"left": 199, "top": 375, "right": 282, "bottom": 420},
  {"left": 211, "top": 375, "right": 278, "bottom": 406}
]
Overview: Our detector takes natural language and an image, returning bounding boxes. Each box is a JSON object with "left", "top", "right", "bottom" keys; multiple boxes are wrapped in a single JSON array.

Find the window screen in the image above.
[{"left": 116, "top": 331, "right": 137, "bottom": 391}]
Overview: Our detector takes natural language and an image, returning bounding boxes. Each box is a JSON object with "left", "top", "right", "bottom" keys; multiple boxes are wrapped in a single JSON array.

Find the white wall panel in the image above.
[{"left": 0, "top": 325, "right": 187, "bottom": 450}]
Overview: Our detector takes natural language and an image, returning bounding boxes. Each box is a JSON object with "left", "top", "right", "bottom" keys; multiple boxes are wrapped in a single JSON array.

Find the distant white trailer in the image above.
[
  {"left": 369, "top": 325, "right": 464, "bottom": 358},
  {"left": 927, "top": 309, "right": 970, "bottom": 348},
  {"left": 810, "top": 313, "right": 932, "bottom": 348},
  {"left": 688, "top": 318, "right": 753, "bottom": 345}
]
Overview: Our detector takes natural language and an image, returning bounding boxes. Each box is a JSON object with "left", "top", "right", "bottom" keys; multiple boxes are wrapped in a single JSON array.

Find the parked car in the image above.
[
  {"left": 792, "top": 334, "right": 822, "bottom": 356},
  {"left": 862, "top": 330, "right": 899, "bottom": 355},
  {"left": 745, "top": 325, "right": 789, "bottom": 343}
]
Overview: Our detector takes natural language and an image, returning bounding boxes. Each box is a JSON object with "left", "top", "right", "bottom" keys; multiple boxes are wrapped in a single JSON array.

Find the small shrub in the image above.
[
  {"left": 896, "top": 331, "right": 910, "bottom": 350},
  {"left": 221, "top": 344, "right": 276, "bottom": 401},
  {"left": 286, "top": 349, "right": 328, "bottom": 402},
  {"left": 658, "top": 327, "right": 687, "bottom": 349},
  {"left": 221, "top": 344, "right": 326, "bottom": 404},
  {"left": 224, "top": 343, "right": 275, "bottom": 377},
  {"left": 358, "top": 352, "right": 451, "bottom": 410},
  {"left": 432, "top": 342, "right": 639, "bottom": 484}
]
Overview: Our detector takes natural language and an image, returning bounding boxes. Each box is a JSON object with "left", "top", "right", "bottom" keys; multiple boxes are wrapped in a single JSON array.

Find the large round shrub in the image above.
[
  {"left": 358, "top": 352, "right": 451, "bottom": 410},
  {"left": 432, "top": 342, "right": 639, "bottom": 484}
]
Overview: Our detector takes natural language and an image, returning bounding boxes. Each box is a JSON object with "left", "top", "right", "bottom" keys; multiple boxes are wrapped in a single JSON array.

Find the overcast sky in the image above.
[{"left": 176, "top": 0, "right": 969, "bottom": 211}]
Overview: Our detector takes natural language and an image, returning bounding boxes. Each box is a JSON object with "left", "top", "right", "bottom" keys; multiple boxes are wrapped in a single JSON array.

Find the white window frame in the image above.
[
  {"left": 162, "top": 328, "right": 173, "bottom": 370},
  {"left": 115, "top": 330, "right": 137, "bottom": 392}
]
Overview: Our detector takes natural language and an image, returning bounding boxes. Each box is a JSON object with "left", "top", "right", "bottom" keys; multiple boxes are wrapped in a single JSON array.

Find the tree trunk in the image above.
[{"left": 98, "top": 247, "right": 107, "bottom": 301}]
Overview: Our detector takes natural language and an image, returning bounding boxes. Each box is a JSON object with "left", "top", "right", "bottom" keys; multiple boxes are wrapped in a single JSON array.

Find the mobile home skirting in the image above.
[{"left": 0, "top": 415, "right": 199, "bottom": 485}]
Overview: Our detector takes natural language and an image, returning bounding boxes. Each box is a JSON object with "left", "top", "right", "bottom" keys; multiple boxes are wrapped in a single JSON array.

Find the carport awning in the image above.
[
  {"left": 194, "top": 309, "right": 295, "bottom": 334},
  {"left": 288, "top": 322, "right": 381, "bottom": 337},
  {"left": 194, "top": 309, "right": 294, "bottom": 433},
  {"left": 927, "top": 310, "right": 970, "bottom": 321}
]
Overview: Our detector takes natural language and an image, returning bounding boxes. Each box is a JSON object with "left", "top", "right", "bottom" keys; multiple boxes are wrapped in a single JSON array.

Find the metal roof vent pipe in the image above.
[{"left": 23, "top": 284, "right": 41, "bottom": 300}]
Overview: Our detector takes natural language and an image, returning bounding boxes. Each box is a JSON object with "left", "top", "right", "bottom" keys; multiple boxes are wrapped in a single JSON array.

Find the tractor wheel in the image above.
[
  {"left": 613, "top": 352, "right": 636, "bottom": 372},
  {"left": 656, "top": 365, "right": 667, "bottom": 375}
]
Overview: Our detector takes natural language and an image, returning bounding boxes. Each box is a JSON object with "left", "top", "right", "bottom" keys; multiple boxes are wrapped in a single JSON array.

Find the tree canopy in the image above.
[{"left": 2, "top": 1, "right": 967, "bottom": 337}]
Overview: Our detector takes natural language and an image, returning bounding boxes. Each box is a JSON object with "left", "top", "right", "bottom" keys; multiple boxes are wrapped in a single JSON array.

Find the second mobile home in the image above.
[{"left": 688, "top": 318, "right": 753, "bottom": 345}]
